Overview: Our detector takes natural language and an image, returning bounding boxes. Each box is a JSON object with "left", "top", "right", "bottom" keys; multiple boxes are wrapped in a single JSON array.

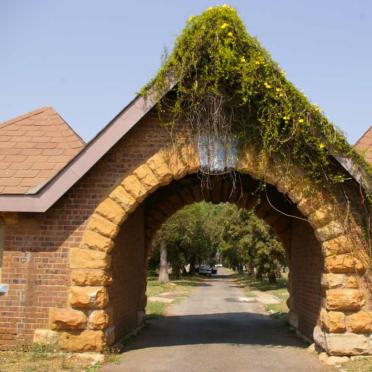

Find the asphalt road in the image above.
[{"left": 103, "top": 269, "right": 331, "bottom": 372}]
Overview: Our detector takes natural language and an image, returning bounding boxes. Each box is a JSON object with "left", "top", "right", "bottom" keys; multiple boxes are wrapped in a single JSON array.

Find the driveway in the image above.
[{"left": 103, "top": 269, "right": 331, "bottom": 372}]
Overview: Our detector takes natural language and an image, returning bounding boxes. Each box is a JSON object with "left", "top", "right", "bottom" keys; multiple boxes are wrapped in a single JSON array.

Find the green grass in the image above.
[
  {"left": 146, "top": 273, "right": 200, "bottom": 318},
  {"left": 233, "top": 273, "right": 289, "bottom": 319}
]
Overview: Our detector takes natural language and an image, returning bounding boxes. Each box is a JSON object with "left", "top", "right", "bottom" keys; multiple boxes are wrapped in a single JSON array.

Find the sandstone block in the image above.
[
  {"left": 326, "top": 289, "right": 365, "bottom": 311},
  {"left": 325, "top": 333, "right": 370, "bottom": 356},
  {"left": 162, "top": 150, "right": 189, "bottom": 180},
  {"left": 81, "top": 230, "right": 114, "bottom": 253},
  {"left": 146, "top": 154, "right": 173, "bottom": 185},
  {"left": 59, "top": 330, "right": 104, "bottom": 352},
  {"left": 275, "top": 166, "right": 304, "bottom": 193},
  {"left": 33, "top": 329, "right": 59, "bottom": 346},
  {"left": 316, "top": 221, "right": 344, "bottom": 242},
  {"left": 308, "top": 205, "right": 334, "bottom": 229},
  {"left": 298, "top": 196, "right": 321, "bottom": 217},
  {"left": 180, "top": 145, "right": 199, "bottom": 173},
  {"left": 71, "top": 269, "right": 112, "bottom": 286},
  {"left": 50, "top": 307, "right": 87, "bottom": 330},
  {"left": 70, "top": 248, "right": 111, "bottom": 270},
  {"left": 95, "top": 197, "right": 125, "bottom": 225},
  {"left": 346, "top": 276, "right": 359, "bottom": 289},
  {"left": 236, "top": 149, "right": 257, "bottom": 177},
  {"left": 133, "top": 164, "right": 159, "bottom": 192},
  {"left": 346, "top": 312, "right": 372, "bottom": 334},
  {"left": 325, "top": 254, "right": 365, "bottom": 274},
  {"left": 121, "top": 175, "right": 147, "bottom": 201},
  {"left": 321, "top": 273, "right": 346, "bottom": 289},
  {"left": 88, "top": 309, "right": 111, "bottom": 330},
  {"left": 88, "top": 214, "right": 119, "bottom": 239},
  {"left": 287, "top": 185, "right": 305, "bottom": 204},
  {"left": 70, "top": 286, "right": 108, "bottom": 309},
  {"left": 322, "top": 235, "right": 354, "bottom": 256},
  {"left": 110, "top": 185, "right": 137, "bottom": 213},
  {"left": 320, "top": 309, "right": 346, "bottom": 333}
]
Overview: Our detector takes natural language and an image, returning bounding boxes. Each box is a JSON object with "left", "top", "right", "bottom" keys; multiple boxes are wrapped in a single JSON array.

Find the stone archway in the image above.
[
  {"left": 39, "top": 145, "right": 371, "bottom": 355},
  {"left": 40, "top": 144, "right": 370, "bottom": 356}
]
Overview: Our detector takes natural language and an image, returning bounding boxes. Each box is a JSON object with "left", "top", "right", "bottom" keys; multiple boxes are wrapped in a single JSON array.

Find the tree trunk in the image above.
[
  {"left": 158, "top": 241, "right": 169, "bottom": 283},
  {"left": 268, "top": 271, "right": 277, "bottom": 284}
]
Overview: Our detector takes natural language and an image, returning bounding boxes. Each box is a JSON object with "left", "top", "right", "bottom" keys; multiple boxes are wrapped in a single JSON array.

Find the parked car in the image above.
[{"left": 198, "top": 265, "right": 213, "bottom": 277}]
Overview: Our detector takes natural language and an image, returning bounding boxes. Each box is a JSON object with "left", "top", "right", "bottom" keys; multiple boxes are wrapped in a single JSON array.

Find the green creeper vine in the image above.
[{"left": 141, "top": 5, "right": 371, "bottom": 261}]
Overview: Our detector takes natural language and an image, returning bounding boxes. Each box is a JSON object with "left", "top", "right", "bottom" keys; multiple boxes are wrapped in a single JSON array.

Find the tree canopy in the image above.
[{"left": 150, "top": 202, "right": 286, "bottom": 283}]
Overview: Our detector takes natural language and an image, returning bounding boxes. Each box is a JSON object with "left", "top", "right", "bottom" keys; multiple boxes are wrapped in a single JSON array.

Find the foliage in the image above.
[
  {"left": 151, "top": 202, "right": 286, "bottom": 283},
  {"left": 150, "top": 202, "right": 220, "bottom": 276},
  {"left": 142, "top": 5, "right": 371, "bottom": 190},
  {"left": 217, "top": 204, "right": 286, "bottom": 282}
]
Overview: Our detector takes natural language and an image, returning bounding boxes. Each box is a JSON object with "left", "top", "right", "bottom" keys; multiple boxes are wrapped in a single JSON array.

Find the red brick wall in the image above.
[
  {"left": 0, "top": 112, "right": 169, "bottom": 348},
  {"left": 290, "top": 218, "right": 323, "bottom": 339},
  {"left": 110, "top": 204, "right": 145, "bottom": 338}
]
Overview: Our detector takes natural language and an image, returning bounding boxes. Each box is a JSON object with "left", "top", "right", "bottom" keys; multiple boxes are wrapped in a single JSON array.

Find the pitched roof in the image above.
[
  {"left": 0, "top": 107, "right": 85, "bottom": 194},
  {"left": 0, "top": 92, "right": 158, "bottom": 211},
  {"left": 355, "top": 126, "right": 372, "bottom": 165}
]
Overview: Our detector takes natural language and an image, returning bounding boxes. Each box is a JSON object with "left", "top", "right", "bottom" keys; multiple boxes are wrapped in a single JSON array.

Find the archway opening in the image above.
[{"left": 109, "top": 172, "right": 323, "bottom": 345}]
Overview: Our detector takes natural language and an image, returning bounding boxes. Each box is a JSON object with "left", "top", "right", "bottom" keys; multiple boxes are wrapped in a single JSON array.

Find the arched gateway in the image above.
[{"left": 0, "top": 6, "right": 371, "bottom": 357}]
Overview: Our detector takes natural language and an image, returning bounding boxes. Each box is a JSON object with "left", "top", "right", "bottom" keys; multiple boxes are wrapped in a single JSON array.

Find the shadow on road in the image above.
[{"left": 120, "top": 311, "right": 306, "bottom": 353}]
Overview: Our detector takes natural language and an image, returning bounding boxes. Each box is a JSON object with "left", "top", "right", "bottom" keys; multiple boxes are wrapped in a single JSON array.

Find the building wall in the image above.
[
  {"left": 110, "top": 204, "right": 145, "bottom": 339},
  {"left": 0, "top": 108, "right": 368, "bottom": 354},
  {"left": 0, "top": 112, "right": 168, "bottom": 348},
  {"left": 290, "top": 218, "right": 323, "bottom": 339}
]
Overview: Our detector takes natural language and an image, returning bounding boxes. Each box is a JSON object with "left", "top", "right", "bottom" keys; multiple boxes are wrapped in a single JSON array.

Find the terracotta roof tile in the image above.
[
  {"left": 0, "top": 107, "right": 85, "bottom": 194},
  {"left": 355, "top": 126, "right": 372, "bottom": 165}
]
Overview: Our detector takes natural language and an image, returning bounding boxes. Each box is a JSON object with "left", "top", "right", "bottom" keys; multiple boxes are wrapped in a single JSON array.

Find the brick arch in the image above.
[{"left": 45, "top": 145, "right": 369, "bottom": 355}]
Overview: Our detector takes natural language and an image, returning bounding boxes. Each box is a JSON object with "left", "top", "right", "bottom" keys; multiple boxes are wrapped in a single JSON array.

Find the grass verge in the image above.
[
  {"left": 146, "top": 273, "right": 201, "bottom": 318},
  {"left": 232, "top": 273, "right": 289, "bottom": 319},
  {"left": 0, "top": 343, "right": 100, "bottom": 372}
]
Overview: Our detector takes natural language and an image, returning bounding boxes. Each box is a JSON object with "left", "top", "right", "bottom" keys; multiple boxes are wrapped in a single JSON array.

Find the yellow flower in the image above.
[
  {"left": 240, "top": 56, "right": 246, "bottom": 63},
  {"left": 319, "top": 143, "right": 325, "bottom": 150},
  {"left": 275, "top": 88, "right": 281, "bottom": 92},
  {"left": 298, "top": 118, "right": 304, "bottom": 123},
  {"left": 255, "top": 60, "right": 260, "bottom": 65},
  {"left": 283, "top": 115, "right": 290, "bottom": 121},
  {"left": 227, "top": 32, "right": 233, "bottom": 37},
  {"left": 264, "top": 82, "right": 271, "bottom": 89},
  {"left": 220, "top": 23, "right": 229, "bottom": 29}
]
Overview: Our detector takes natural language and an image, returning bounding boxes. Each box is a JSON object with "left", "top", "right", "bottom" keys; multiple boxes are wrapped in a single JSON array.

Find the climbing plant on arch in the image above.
[{"left": 40, "top": 6, "right": 371, "bottom": 356}]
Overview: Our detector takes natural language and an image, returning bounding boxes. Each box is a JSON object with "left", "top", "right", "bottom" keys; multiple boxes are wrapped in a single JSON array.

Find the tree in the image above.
[
  {"left": 158, "top": 240, "right": 169, "bottom": 283},
  {"left": 150, "top": 201, "right": 286, "bottom": 283}
]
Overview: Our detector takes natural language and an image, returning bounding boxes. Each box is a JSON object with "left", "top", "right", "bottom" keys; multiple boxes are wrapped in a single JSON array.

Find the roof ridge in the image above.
[
  {"left": 54, "top": 111, "right": 86, "bottom": 145},
  {"left": 0, "top": 106, "right": 52, "bottom": 129}
]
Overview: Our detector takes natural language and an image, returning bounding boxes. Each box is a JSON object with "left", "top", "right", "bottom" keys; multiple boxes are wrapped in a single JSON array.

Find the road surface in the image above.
[{"left": 103, "top": 270, "right": 330, "bottom": 372}]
